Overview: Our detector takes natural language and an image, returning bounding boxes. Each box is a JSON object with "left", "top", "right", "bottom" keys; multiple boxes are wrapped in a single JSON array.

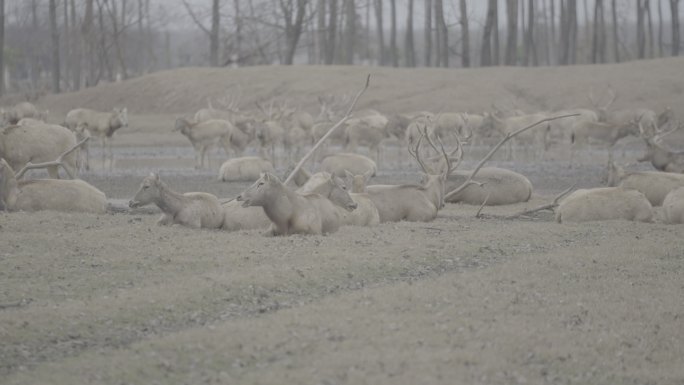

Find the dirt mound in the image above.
[{"left": 32, "top": 57, "right": 684, "bottom": 117}]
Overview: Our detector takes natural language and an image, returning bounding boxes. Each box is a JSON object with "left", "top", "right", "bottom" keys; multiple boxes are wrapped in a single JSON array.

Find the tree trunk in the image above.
[
  {"left": 521, "top": 0, "right": 527, "bottom": 66},
  {"left": 71, "top": 0, "right": 81, "bottom": 89},
  {"left": 505, "top": 0, "right": 518, "bottom": 65},
  {"left": 344, "top": 0, "right": 355, "bottom": 64},
  {"left": 671, "top": 0, "right": 680, "bottom": 56},
  {"left": 210, "top": 0, "right": 219, "bottom": 66},
  {"left": 404, "top": 0, "right": 415, "bottom": 67},
  {"left": 611, "top": 0, "right": 620, "bottom": 62},
  {"left": 0, "top": 0, "right": 4, "bottom": 96},
  {"left": 493, "top": 0, "right": 500, "bottom": 64},
  {"left": 657, "top": 0, "right": 664, "bottom": 56},
  {"left": 592, "top": 0, "right": 601, "bottom": 63},
  {"left": 317, "top": 0, "right": 326, "bottom": 64},
  {"left": 83, "top": 0, "right": 95, "bottom": 86},
  {"left": 460, "top": 0, "right": 470, "bottom": 67},
  {"left": 326, "top": 0, "right": 337, "bottom": 64},
  {"left": 527, "top": 0, "right": 537, "bottom": 66},
  {"left": 283, "top": 0, "right": 308, "bottom": 65},
  {"left": 568, "top": 0, "right": 577, "bottom": 64},
  {"left": 49, "top": 0, "right": 60, "bottom": 93},
  {"left": 435, "top": 0, "right": 448, "bottom": 67},
  {"left": 425, "top": 0, "right": 432, "bottom": 66},
  {"left": 480, "top": 0, "right": 497, "bottom": 66},
  {"left": 390, "top": 0, "right": 397, "bottom": 66},
  {"left": 646, "top": 0, "right": 654, "bottom": 58},
  {"left": 63, "top": 0, "right": 70, "bottom": 90},
  {"left": 550, "top": 0, "right": 556, "bottom": 64},
  {"left": 234, "top": 0, "right": 242, "bottom": 64},
  {"left": 637, "top": 0, "right": 646, "bottom": 58},
  {"left": 373, "top": 0, "right": 384, "bottom": 65}
]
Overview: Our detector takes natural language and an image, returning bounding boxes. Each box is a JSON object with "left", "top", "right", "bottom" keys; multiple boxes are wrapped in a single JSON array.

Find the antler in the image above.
[
  {"left": 408, "top": 129, "right": 433, "bottom": 174},
  {"left": 15, "top": 137, "right": 90, "bottom": 180}
]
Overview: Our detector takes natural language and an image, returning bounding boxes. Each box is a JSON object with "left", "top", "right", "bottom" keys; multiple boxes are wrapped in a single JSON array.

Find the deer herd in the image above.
[{"left": 2, "top": 84, "right": 684, "bottom": 234}]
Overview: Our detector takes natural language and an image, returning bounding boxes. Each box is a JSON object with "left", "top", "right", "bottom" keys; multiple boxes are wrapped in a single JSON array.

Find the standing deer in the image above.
[
  {"left": 65, "top": 107, "right": 128, "bottom": 170},
  {"left": 0, "top": 124, "right": 79, "bottom": 179},
  {"left": 343, "top": 113, "right": 391, "bottom": 165},
  {"left": 481, "top": 112, "right": 550, "bottom": 160},
  {"left": 174, "top": 118, "right": 234, "bottom": 169},
  {"left": 129, "top": 173, "right": 224, "bottom": 229}
]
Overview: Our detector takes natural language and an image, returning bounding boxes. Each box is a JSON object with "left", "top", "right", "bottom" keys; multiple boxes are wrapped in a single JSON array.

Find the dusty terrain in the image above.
[{"left": 1, "top": 59, "right": 684, "bottom": 384}]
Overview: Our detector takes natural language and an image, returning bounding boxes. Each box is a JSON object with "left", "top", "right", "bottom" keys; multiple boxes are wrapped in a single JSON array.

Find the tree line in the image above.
[{"left": 0, "top": 0, "right": 681, "bottom": 97}]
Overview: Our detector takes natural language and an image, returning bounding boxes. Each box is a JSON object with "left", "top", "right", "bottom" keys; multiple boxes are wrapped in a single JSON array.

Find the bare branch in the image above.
[
  {"left": 475, "top": 191, "right": 491, "bottom": 218},
  {"left": 181, "top": 0, "right": 211, "bottom": 36},
  {"left": 283, "top": 74, "right": 371, "bottom": 186},
  {"left": 505, "top": 184, "right": 576, "bottom": 219},
  {"left": 444, "top": 114, "right": 580, "bottom": 201},
  {"left": 15, "top": 138, "right": 90, "bottom": 180}
]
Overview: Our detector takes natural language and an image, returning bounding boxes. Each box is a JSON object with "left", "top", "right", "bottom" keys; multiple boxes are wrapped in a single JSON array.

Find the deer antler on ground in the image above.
[
  {"left": 504, "top": 184, "right": 576, "bottom": 219},
  {"left": 15, "top": 137, "right": 90, "bottom": 180}
]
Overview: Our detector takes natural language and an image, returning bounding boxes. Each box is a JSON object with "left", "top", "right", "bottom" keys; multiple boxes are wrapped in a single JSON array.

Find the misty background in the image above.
[{"left": 0, "top": 0, "right": 680, "bottom": 98}]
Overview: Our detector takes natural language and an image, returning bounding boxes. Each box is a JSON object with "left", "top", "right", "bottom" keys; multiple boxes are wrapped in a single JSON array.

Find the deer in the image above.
[
  {"left": 636, "top": 121, "right": 684, "bottom": 173},
  {"left": 319, "top": 152, "right": 377, "bottom": 179},
  {"left": 64, "top": 107, "right": 128, "bottom": 170},
  {"left": 588, "top": 88, "right": 658, "bottom": 136},
  {"left": 129, "top": 173, "right": 224, "bottom": 229},
  {"left": 366, "top": 129, "right": 457, "bottom": 223},
  {"left": 445, "top": 167, "right": 533, "bottom": 206},
  {"left": 343, "top": 113, "right": 391, "bottom": 165},
  {"left": 341, "top": 170, "right": 380, "bottom": 226},
  {"left": 0, "top": 139, "right": 105, "bottom": 213},
  {"left": 662, "top": 187, "right": 684, "bottom": 224},
  {"left": 235, "top": 172, "right": 355, "bottom": 235},
  {"left": 555, "top": 187, "right": 653, "bottom": 223},
  {"left": 218, "top": 156, "right": 275, "bottom": 182},
  {"left": 606, "top": 153, "right": 684, "bottom": 206},
  {"left": 481, "top": 112, "right": 550, "bottom": 160},
  {"left": 0, "top": 123, "right": 79, "bottom": 179},
  {"left": 174, "top": 118, "right": 235, "bottom": 169},
  {"left": 1, "top": 102, "right": 47, "bottom": 125}
]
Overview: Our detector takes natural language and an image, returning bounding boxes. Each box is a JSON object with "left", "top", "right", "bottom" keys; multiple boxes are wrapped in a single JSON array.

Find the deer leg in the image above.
[{"left": 101, "top": 137, "right": 106, "bottom": 171}]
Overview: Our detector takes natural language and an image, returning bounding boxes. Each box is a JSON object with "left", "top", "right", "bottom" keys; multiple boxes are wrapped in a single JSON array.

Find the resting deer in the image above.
[
  {"left": 607, "top": 153, "right": 684, "bottom": 206},
  {"left": 218, "top": 156, "right": 275, "bottom": 182},
  {"left": 637, "top": 121, "right": 684, "bottom": 173},
  {"left": 129, "top": 173, "right": 224, "bottom": 229},
  {"left": 341, "top": 170, "right": 380, "bottom": 226},
  {"left": 235, "top": 172, "right": 355, "bottom": 235},
  {"left": 0, "top": 141, "right": 105, "bottom": 214},
  {"left": 65, "top": 107, "right": 128, "bottom": 170},
  {"left": 662, "top": 187, "right": 684, "bottom": 224},
  {"left": 555, "top": 187, "right": 653, "bottom": 223},
  {"left": 445, "top": 167, "right": 533, "bottom": 206},
  {"left": 366, "top": 129, "right": 457, "bottom": 223},
  {"left": 319, "top": 152, "right": 377, "bottom": 178}
]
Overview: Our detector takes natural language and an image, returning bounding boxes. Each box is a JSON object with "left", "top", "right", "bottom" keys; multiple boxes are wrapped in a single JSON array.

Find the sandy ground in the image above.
[{"left": 1, "top": 60, "right": 684, "bottom": 384}]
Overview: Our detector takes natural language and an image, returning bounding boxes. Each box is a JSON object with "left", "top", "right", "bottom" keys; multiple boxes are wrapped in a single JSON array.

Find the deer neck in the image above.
[
  {"left": 421, "top": 174, "right": 444, "bottom": 209},
  {"left": 261, "top": 182, "right": 296, "bottom": 227},
  {"left": 0, "top": 166, "right": 19, "bottom": 210},
  {"left": 155, "top": 181, "right": 189, "bottom": 216}
]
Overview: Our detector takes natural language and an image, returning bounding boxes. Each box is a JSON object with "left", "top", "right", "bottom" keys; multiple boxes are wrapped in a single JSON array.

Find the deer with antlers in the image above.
[
  {"left": 637, "top": 121, "right": 684, "bottom": 173},
  {"left": 366, "top": 128, "right": 458, "bottom": 223},
  {"left": 588, "top": 88, "right": 658, "bottom": 136}
]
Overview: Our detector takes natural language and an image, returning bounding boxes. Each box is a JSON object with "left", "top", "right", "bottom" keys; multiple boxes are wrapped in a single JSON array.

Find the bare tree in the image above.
[
  {"left": 389, "top": 0, "right": 397, "bottom": 66},
  {"left": 344, "top": 0, "right": 355, "bottom": 64},
  {"left": 317, "top": 0, "right": 326, "bottom": 63},
  {"left": 404, "top": 0, "right": 415, "bottom": 66},
  {"left": 373, "top": 0, "right": 384, "bottom": 65},
  {"left": 658, "top": 0, "right": 664, "bottom": 56},
  {"left": 434, "top": 0, "right": 448, "bottom": 67},
  {"left": 50, "top": 0, "right": 60, "bottom": 93},
  {"left": 672, "top": 0, "right": 680, "bottom": 56},
  {"left": 611, "top": 0, "right": 620, "bottom": 62},
  {"left": 72, "top": 0, "right": 81, "bottom": 89},
  {"left": 181, "top": 0, "right": 220, "bottom": 66},
  {"left": 592, "top": 0, "right": 606, "bottom": 63},
  {"left": 505, "top": 0, "right": 518, "bottom": 65},
  {"left": 326, "top": 0, "right": 338, "bottom": 64},
  {"left": 637, "top": 0, "right": 646, "bottom": 58},
  {"left": 525, "top": 0, "right": 537, "bottom": 66},
  {"left": 0, "top": 0, "right": 4, "bottom": 96},
  {"left": 281, "top": 0, "right": 309, "bottom": 65},
  {"left": 550, "top": 0, "right": 556, "bottom": 64},
  {"left": 83, "top": 0, "right": 96, "bottom": 86},
  {"left": 646, "top": 0, "right": 655, "bottom": 58},
  {"left": 103, "top": 0, "right": 129, "bottom": 79},
  {"left": 560, "top": 0, "right": 577, "bottom": 64},
  {"left": 480, "top": 0, "right": 497, "bottom": 66},
  {"left": 425, "top": 0, "right": 432, "bottom": 66},
  {"left": 460, "top": 0, "right": 470, "bottom": 67}
]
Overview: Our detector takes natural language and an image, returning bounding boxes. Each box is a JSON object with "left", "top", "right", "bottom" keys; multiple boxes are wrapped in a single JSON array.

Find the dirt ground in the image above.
[{"left": 1, "top": 60, "right": 684, "bottom": 384}]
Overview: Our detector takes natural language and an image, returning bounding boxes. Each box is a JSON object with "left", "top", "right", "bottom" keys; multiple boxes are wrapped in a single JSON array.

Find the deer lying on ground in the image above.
[
  {"left": 236, "top": 171, "right": 355, "bottom": 235},
  {"left": 607, "top": 154, "right": 684, "bottom": 206},
  {"left": 366, "top": 130, "right": 456, "bottom": 223},
  {"left": 221, "top": 199, "right": 272, "bottom": 231},
  {"left": 129, "top": 173, "right": 224, "bottom": 229},
  {"left": 0, "top": 123, "right": 79, "bottom": 179},
  {"left": 174, "top": 118, "right": 234, "bottom": 169},
  {"left": 445, "top": 167, "right": 533, "bottom": 205},
  {"left": 319, "top": 152, "right": 377, "bottom": 178},
  {"left": 64, "top": 107, "right": 128, "bottom": 170},
  {"left": 218, "top": 156, "right": 275, "bottom": 182},
  {"left": 662, "top": 187, "right": 684, "bottom": 224},
  {"left": 0, "top": 157, "right": 106, "bottom": 213},
  {"left": 341, "top": 170, "right": 380, "bottom": 226},
  {"left": 555, "top": 187, "right": 653, "bottom": 223},
  {"left": 637, "top": 121, "right": 684, "bottom": 173}
]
